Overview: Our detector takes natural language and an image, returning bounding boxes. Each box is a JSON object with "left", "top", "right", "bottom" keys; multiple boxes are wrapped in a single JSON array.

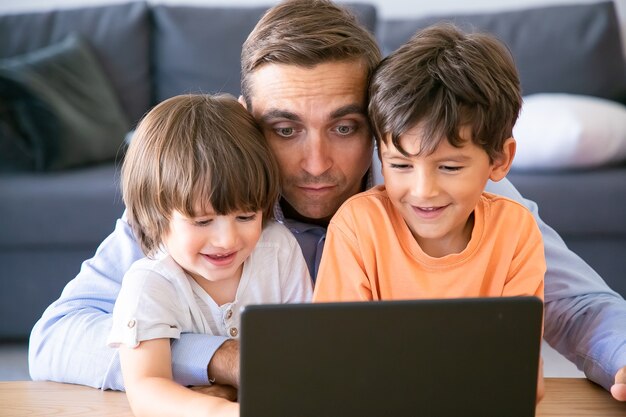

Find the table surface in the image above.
[{"left": 1, "top": 378, "right": 625, "bottom": 416}]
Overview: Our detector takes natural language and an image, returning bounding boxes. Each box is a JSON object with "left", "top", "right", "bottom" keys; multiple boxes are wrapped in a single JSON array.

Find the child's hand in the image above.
[
  {"left": 610, "top": 366, "right": 626, "bottom": 401},
  {"left": 190, "top": 384, "right": 238, "bottom": 402}
]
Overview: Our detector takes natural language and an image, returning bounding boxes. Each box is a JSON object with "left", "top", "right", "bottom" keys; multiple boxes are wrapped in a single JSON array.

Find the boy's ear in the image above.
[
  {"left": 238, "top": 95, "right": 248, "bottom": 110},
  {"left": 489, "top": 137, "right": 516, "bottom": 182}
]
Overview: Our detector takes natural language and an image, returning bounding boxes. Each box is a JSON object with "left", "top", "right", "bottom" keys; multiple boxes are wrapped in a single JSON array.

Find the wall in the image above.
[
  {"left": 1, "top": 0, "right": 625, "bottom": 53},
  {"left": 0, "top": 0, "right": 623, "bottom": 19}
]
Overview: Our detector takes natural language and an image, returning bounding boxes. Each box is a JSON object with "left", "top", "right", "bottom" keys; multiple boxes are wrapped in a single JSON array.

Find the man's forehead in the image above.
[
  {"left": 247, "top": 60, "right": 369, "bottom": 120},
  {"left": 249, "top": 61, "right": 367, "bottom": 97}
]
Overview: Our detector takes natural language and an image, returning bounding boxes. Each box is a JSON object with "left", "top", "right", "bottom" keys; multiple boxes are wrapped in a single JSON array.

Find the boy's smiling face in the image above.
[
  {"left": 162, "top": 205, "right": 263, "bottom": 289},
  {"left": 380, "top": 123, "right": 515, "bottom": 258}
]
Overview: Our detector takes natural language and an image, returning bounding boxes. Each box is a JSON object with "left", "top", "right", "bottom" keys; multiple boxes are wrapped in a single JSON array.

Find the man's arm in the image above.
[
  {"left": 28, "top": 213, "right": 231, "bottom": 390},
  {"left": 485, "top": 178, "right": 626, "bottom": 392}
]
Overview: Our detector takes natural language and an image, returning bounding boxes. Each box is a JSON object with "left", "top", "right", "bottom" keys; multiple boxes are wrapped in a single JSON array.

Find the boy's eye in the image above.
[
  {"left": 237, "top": 213, "right": 258, "bottom": 222},
  {"left": 389, "top": 163, "right": 410, "bottom": 170},
  {"left": 440, "top": 165, "right": 462, "bottom": 172},
  {"left": 194, "top": 219, "right": 212, "bottom": 226}
]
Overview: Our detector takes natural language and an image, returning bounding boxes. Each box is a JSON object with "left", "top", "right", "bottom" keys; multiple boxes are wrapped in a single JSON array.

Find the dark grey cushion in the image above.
[
  {"left": 507, "top": 166, "right": 626, "bottom": 235},
  {"left": 378, "top": 1, "right": 626, "bottom": 101},
  {"left": 152, "top": 3, "right": 378, "bottom": 102},
  {"left": 152, "top": 5, "right": 267, "bottom": 102},
  {"left": 0, "top": 163, "right": 124, "bottom": 247},
  {"left": 0, "top": 79, "right": 49, "bottom": 171},
  {"left": 0, "top": 2, "right": 151, "bottom": 125},
  {"left": 0, "top": 34, "right": 128, "bottom": 170}
]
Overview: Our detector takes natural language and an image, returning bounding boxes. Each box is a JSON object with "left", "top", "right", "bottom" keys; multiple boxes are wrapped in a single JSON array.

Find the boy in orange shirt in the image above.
[{"left": 313, "top": 23, "right": 545, "bottom": 400}]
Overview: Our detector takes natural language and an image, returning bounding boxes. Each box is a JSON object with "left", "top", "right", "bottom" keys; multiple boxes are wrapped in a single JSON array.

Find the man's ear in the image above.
[
  {"left": 238, "top": 95, "right": 248, "bottom": 110},
  {"left": 489, "top": 137, "right": 516, "bottom": 182}
]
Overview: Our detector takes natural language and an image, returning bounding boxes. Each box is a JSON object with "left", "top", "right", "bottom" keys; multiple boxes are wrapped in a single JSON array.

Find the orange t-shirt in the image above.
[{"left": 313, "top": 185, "right": 545, "bottom": 302}]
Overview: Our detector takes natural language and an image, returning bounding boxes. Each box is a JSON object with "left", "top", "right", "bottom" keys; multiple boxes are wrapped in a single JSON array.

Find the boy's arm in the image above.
[
  {"left": 120, "top": 339, "right": 238, "bottom": 417},
  {"left": 28, "top": 212, "right": 230, "bottom": 390},
  {"left": 486, "top": 178, "right": 626, "bottom": 392}
]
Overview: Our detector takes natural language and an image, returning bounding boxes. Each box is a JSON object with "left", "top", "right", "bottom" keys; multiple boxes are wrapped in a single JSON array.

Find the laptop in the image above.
[{"left": 239, "top": 296, "right": 543, "bottom": 417}]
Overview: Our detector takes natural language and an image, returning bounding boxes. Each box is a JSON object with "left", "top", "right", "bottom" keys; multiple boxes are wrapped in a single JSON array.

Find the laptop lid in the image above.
[{"left": 240, "top": 296, "right": 543, "bottom": 417}]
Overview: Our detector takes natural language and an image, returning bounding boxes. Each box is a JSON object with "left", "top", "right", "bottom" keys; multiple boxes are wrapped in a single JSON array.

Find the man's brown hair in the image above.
[
  {"left": 369, "top": 23, "right": 522, "bottom": 162},
  {"left": 121, "top": 94, "right": 280, "bottom": 256},
  {"left": 241, "top": 0, "right": 381, "bottom": 108}
]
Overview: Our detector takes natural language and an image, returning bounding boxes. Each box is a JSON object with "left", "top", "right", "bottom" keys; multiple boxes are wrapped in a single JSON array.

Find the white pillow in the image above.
[{"left": 512, "top": 94, "right": 626, "bottom": 170}]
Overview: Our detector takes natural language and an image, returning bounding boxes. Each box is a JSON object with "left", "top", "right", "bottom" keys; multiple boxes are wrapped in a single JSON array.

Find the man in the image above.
[{"left": 29, "top": 0, "right": 626, "bottom": 401}]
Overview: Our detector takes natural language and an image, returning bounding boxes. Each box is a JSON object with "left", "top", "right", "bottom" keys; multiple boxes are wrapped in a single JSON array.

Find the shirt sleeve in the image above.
[
  {"left": 313, "top": 216, "right": 374, "bottom": 302},
  {"left": 28, "top": 211, "right": 227, "bottom": 390},
  {"left": 108, "top": 265, "right": 188, "bottom": 348},
  {"left": 486, "top": 177, "right": 626, "bottom": 391}
]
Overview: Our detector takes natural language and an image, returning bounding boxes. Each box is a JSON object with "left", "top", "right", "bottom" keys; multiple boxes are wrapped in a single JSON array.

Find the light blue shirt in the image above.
[{"left": 29, "top": 173, "right": 626, "bottom": 391}]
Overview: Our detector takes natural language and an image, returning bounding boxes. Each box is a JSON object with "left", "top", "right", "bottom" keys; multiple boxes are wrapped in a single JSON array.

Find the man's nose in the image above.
[{"left": 301, "top": 131, "right": 332, "bottom": 176}]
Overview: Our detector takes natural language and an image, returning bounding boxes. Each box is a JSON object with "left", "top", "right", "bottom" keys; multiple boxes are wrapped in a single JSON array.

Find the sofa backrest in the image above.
[
  {"left": 0, "top": 2, "right": 151, "bottom": 126},
  {"left": 377, "top": 1, "right": 626, "bottom": 102},
  {"left": 150, "top": 2, "right": 378, "bottom": 103}
]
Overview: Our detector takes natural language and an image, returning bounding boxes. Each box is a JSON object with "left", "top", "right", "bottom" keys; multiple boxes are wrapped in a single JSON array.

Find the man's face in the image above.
[{"left": 246, "top": 60, "right": 373, "bottom": 224}]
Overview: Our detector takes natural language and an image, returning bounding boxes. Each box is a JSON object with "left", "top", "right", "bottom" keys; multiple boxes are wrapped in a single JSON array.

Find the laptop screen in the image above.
[{"left": 240, "top": 296, "right": 542, "bottom": 417}]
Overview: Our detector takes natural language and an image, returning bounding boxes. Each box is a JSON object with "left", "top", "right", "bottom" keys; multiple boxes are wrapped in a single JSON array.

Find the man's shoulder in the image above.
[{"left": 256, "top": 220, "right": 299, "bottom": 246}]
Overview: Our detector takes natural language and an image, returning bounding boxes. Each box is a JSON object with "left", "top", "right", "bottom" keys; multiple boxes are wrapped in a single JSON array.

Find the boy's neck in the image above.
[
  {"left": 189, "top": 266, "right": 242, "bottom": 306},
  {"left": 415, "top": 212, "right": 475, "bottom": 258}
]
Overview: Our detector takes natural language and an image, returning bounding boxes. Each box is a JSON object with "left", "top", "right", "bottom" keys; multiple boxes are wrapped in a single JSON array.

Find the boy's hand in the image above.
[
  {"left": 190, "top": 384, "right": 238, "bottom": 402},
  {"left": 610, "top": 366, "right": 626, "bottom": 401}
]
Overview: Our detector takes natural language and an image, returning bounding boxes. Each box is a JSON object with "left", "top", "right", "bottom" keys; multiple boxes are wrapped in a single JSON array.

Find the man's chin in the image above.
[
  {"left": 295, "top": 205, "right": 335, "bottom": 222},
  {"left": 281, "top": 198, "right": 337, "bottom": 225}
]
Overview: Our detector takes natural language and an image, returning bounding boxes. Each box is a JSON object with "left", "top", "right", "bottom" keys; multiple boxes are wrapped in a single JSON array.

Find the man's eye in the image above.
[
  {"left": 275, "top": 127, "right": 295, "bottom": 138},
  {"left": 335, "top": 124, "right": 355, "bottom": 136}
]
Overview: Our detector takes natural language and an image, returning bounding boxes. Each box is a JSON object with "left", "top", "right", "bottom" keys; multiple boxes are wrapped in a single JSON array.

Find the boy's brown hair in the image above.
[
  {"left": 241, "top": 0, "right": 381, "bottom": 108},
  {"left": 121, "top": 94, "right": 280, "bottom": 256},
  {"left": 369, "top": 23, "right": 522, "bottom": 162}
]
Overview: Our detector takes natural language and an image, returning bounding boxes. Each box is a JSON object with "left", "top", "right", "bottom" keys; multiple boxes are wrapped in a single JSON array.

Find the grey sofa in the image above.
[{"left": 1, "top": 1, "right": 625, "bottom": 339}]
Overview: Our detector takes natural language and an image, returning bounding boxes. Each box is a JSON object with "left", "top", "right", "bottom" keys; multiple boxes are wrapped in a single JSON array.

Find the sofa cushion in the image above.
[
  {"left": 0, "top": 2, "right": 151, "bottom": 125},
  {"left": 512, "top": 94, "right": 626, "bottom": 171},
  {"left": 152, "top": 3, "right": 378, "bottom": 102},
  {"left": 507, "top": 167, "right": 626, "bottom": 236},
  {"left": 377, "top": 1, "right": 626, "bottom": 101},
  {"left": 0, "top": 163, "right": 125, "bottom": 247},
  {"left": 0, "top": 34, "right": 128, "bottom": 171}
]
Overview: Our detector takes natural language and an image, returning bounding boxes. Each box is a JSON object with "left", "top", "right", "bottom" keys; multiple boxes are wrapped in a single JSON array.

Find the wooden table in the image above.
[{"left": 1, "top": 378, "right": 624, "bottom": 416}]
